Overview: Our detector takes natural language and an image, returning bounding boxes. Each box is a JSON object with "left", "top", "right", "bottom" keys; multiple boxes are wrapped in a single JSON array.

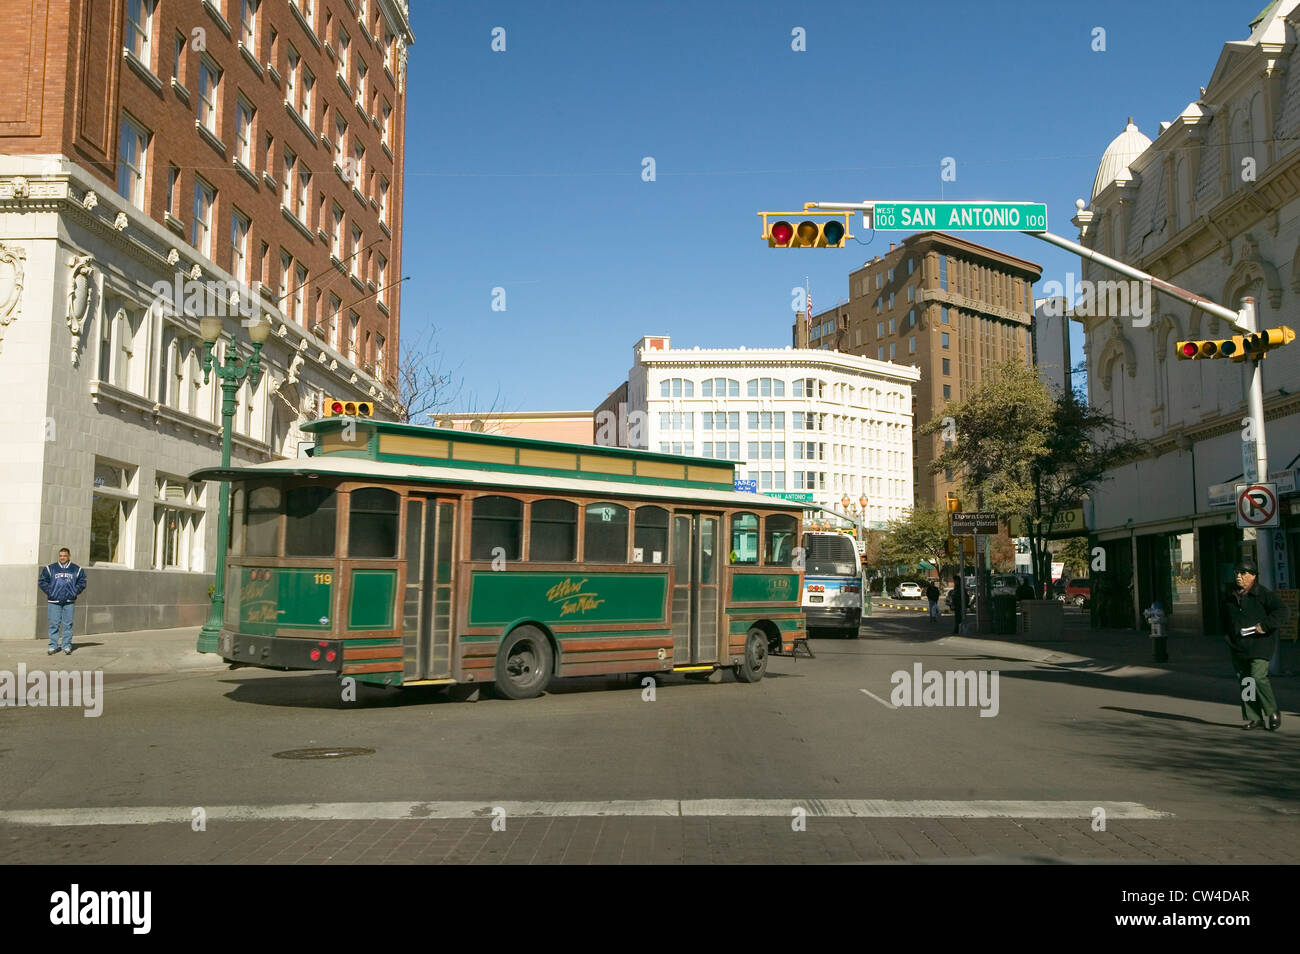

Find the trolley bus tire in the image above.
[
  {"left": 733, "top": 628, "right": 769, "bottom": 684},
  {"left": 493, "top": 626, "right": 553, "bottom": 700}
]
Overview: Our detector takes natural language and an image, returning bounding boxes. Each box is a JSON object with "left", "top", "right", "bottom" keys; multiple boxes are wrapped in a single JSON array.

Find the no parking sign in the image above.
[{"left": 1236, "top": 483, "right": 1280, "bottom": 529}]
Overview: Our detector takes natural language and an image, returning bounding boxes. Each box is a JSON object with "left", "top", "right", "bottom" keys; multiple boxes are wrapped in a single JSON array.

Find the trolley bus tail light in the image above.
[
  {"left": 326, "top": 650, "right": 337, "bottom": 662},
  {"left": 310, "top": 649, "right": 320, "bottom": 661}
]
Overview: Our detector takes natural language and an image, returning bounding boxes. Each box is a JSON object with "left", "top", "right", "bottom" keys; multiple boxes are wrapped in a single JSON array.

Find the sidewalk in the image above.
[{"left": 0, "top": 627, "right": 225, "bottom": 676}]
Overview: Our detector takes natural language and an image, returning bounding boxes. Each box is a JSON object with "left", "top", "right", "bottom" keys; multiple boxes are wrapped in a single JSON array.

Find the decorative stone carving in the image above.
[
  {"left": 0, "top": 241, "right": 27, "bottom": 354},
  {"left": 167, "top": 248, "right": 180, "bottom": 265},
  {"left": 112, "top": 211, "right": 128, "bottom": 231},
  {"left": 66, "top": 254, "right": 98, "bottom": 366},
  {"left": 1097, "top": 329, "right": 1137, "bottom": 392},
  {"left": 286, "top": 352, "right": 305, "bottom": 384},
  {"left": 397, "top": 38, "right": 407, "bottom": 93},
  {"left": 189, "top": 262, "right": 202, "bottom": 280},
  {"left": 1223, "top": 233, "right": 1281, "bottom": 309},
  {"left": 83, "top": 191, "right": 98, "bottom": 210},
  {"left": 11, "top": 177, "right": 29, "bottom": 199}
]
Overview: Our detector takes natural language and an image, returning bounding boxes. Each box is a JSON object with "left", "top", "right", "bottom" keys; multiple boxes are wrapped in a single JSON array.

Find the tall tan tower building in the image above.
[{"left": 795, "top": 231, "right": 1042, "bottom": 510}]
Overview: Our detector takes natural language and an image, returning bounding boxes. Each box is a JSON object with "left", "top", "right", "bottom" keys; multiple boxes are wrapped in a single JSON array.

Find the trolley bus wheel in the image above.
[
  {"left": 494, "top": 626, "right": 553, "bottom": 700},
  {"left": 733, "top": 628, "right": 769, "bottom": 684}
]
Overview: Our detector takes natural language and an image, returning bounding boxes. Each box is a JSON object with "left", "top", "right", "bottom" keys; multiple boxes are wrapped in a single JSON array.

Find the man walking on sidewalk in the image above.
[
  {"left": 38, "top": 547, "right": 86, "bottom": 655},
  {"left": 948, "top": 578, "right": 965, "bottom": 635},
  {"left": 1222, "top": 560, "right": 1288, "bottom": 731},
  {"left": 925, "top": 581, "right": 941, "bottom": 622}
]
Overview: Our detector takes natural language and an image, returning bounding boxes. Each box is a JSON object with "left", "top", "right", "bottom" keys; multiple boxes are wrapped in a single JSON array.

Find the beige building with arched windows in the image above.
[{"left": 1074, "top": 1, "right": 1300, "bottom": 635}]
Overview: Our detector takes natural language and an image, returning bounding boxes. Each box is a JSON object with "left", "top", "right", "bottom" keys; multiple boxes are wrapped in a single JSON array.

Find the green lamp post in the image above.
[{"left": 196, "top": 313, "right": 271, "bottom": 654}]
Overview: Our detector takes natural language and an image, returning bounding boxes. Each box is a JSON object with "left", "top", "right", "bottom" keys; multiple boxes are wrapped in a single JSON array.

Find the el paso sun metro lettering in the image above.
[
  {"left": 0, "top": 665, "right": 103, "bottom": 717},
  {"left": 546, "top": 577, "right": 605, "bottom": 617},
  {"left": 890, "top": 663, "right": 999, "bottom": 717},
  {"left": 50, "top": 885, "right": 151, "bottom": 934}
]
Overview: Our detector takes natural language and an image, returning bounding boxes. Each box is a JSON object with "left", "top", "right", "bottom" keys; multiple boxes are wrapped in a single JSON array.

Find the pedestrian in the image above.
[
  {"left": 947, "top": 577, "right": 964, "bottom": 634},
  {"left": 38, "top": 547, "right": 87, "bottom": 655},
  {"left": 1221, "top": 560, "right": 1288, "bottom": 731},
  {"left": 925, "top": 580, "right": 941, "bottom": 621},
  {"left": 1015, "top": 578, "right": 1035, "bottom": 602}
]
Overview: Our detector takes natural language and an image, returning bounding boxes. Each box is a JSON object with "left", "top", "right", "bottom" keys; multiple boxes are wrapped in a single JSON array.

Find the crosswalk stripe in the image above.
[{"left": 0, "top": 799, "right": 1171, "bottom": 825}]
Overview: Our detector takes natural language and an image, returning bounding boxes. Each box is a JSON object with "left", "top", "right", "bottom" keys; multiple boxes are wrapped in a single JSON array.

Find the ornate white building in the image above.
[
  {"left": 1073, "top": 1, "right": 1300, "bottom": 634},
  {"left": 597, "top": 336, "right": 921, "bottom": 529}
]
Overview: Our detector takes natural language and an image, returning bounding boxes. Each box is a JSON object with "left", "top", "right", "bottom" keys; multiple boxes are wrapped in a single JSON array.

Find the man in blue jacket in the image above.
[{"left": 38, "top": 548, "right": 87, "bottom": 655}]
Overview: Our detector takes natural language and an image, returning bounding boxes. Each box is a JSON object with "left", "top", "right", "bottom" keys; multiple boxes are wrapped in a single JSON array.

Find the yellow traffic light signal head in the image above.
[
  {"left": 1236, "top": 325, "right": 1296, "bottom": 360},
  {"left": 324, "top": 398, "right": 373, "bottom": 417},
  {"left": 946, "top": 494, "right": 960, "bottom": 513},
  {"left": 1176, "top": 337, "right": 1242, "bottom": 360},
  {"left": 759, "top": 212, "right": 851, "bottom": 248}
]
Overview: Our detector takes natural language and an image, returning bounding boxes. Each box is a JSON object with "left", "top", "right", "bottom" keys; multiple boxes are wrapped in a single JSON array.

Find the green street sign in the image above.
[
  {"left": 768, "top": 492, "right": 814, "bottom": 502},
  {"left": 869, "top": 202, "right": 1047, "bottom": 232}
]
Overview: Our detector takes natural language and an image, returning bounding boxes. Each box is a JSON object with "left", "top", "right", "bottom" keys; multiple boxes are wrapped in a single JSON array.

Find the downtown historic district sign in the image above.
[{"left": 949, "top": 511, "right": 999, "bottom": 535}]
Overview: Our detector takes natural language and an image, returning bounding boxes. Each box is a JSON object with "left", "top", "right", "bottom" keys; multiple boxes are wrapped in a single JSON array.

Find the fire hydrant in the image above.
[{"left": 1144, "top": 601, "right": 1168, "bottom": 663}]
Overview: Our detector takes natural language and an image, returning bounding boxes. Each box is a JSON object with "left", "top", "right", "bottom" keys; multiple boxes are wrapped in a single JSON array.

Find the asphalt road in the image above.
[{"left": 3, "top": 604, "right": 1298, "bottom": 863}]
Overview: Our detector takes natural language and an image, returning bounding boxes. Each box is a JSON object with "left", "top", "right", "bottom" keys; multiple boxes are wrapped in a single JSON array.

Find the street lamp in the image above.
[{"left": 196, "top": 313, "right": 271, "bottom": 653}]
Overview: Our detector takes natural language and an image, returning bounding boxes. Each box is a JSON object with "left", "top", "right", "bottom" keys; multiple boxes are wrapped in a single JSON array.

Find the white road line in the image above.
[
  {"left": 0, "top": 799, "right": 1172, "bottom": 826},
  {"left": 859, "top": 687, "right": 898, "bottom": 709}
]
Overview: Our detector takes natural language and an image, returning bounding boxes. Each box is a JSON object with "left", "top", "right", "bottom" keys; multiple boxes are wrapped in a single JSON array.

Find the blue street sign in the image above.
[{"left": 734, "top": 480, "right": 757, "bottom": 493}]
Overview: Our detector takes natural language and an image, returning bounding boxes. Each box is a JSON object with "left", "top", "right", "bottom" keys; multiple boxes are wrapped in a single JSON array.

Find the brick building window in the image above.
[
  {"left": 356, "top": 59, "right": 368, "bottom": 107},
  {"left": 349, "top": 225, "right": 362, "bottom": 277},
  {"left": 286, "top": 46, "right": 299, "bottom": 108},
  {"left": 378, "top": 177, "right": 389, "bottom": 225},
  {"left": 381, "top": 99, "right": 392, "bottom": 148},
  {"left": 376, "top": 254, "right": 387, "bottom": 307},
  {"left": 116, "top": 115, "right": 150, "bottom": 210},
  {"left": 235, "top": 97, "right": 254, "bottom": 167},
  {"left": 301, "top": 67, "right": 314, "bottom": 126},
  {"left": 239, "top": 0, "right": 259, "bottom": 51},
  {"left": 198, "top": 56, "right": 221, "bottom": 134},
  {"left": 230, "top": 210, "right": 250, "bottom": 281},
  {"left": 347, "top": 311, "right": 359, "bottom": 360},
  {"left": 125, "top": 0, "right": 155, "bottom": 66},
  {"left": 338, "top": 27, "right": 350, "bottom": 76},
  {"left": 331, "top": 204, "right": 344, "bottom": 256},
  {"left": 279, "top": 250, "right": 292, "bottom": 306},
  {"left": 166, "top": 165, "right": 179, "bottom": 217},
  {"left": 294, "top": 264, "right": 307, "bottom": 324},
  {"left": 328, "top": 294, "right": 341, "bottom": 348},
  {"left": 192, "top": 179, "right": 215, "bottom": 257},
  {"left": 942, "top": 357, "right": 950, "bottom": 375}
]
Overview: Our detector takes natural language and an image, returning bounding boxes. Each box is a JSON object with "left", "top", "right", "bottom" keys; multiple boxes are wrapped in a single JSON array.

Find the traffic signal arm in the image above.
[{"left": 1176, "top": 326, "right": 1293, "bottom": 361}]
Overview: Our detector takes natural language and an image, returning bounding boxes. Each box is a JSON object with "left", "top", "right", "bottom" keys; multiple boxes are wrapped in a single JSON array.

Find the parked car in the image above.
[
  {"left": 1052, "top": 580, "right": 1068, "bottom": 601},
  {"left": 988, "top": 574, "right": 1022, "bottom": 596},
  {"left": 1063, "top": 578, "right": 1091, "bottom": 606},
  {"left": 894, "top": 582, "right": 923, "bottom": 600}
]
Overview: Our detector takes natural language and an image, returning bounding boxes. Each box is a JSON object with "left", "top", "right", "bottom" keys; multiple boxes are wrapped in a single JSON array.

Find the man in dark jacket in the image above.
[
  {"left": 38, "top": 547, "right": 87, "bottom": 655},
  {"left": 1221, "top": 560, "right": 1288, "bottom": 731},
  {"left": 925, "top": 581, "right": 941, "bottom": 621},
  {"left": 947, "top": 578, "right": 964, "bottom": 634}
]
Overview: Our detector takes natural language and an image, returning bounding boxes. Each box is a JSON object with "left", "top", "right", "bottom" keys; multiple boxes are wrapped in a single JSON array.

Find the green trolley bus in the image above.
[{"left": 190, "top": 418, "right": 806, "bottom": 699}]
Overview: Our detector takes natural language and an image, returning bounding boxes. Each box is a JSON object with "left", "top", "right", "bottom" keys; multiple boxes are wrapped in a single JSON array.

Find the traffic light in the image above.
[
  {"left": 758, "top": 212, "right": 851, "bottom": 248},
  {"left": 1175, "top": 336, "right": 1242, "bottom": 360},
  {"left": 946, "top": 494, "right": 960, "bottom": 513},
  {"left": 324, "top": 398, "right": 373, "bottom": 417},
  {"left": 1236, "top": 325, "right": 1296, "bottom": 360}
]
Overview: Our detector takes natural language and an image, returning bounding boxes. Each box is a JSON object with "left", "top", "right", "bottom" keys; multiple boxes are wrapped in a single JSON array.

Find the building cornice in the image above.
[{"left": 637, "top": 348, "right": 922, "bottom": 382}]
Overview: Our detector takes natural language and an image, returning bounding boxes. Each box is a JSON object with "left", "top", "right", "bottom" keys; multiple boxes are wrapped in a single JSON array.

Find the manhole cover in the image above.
[{"left": 272, "top": 747, "right": 374, "bottom": 760}]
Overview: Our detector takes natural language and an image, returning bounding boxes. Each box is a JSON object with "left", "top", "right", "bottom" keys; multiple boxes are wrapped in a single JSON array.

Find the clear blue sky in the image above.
[{"left": 401, "top": 0, "right": 1251, "bottom": 415}]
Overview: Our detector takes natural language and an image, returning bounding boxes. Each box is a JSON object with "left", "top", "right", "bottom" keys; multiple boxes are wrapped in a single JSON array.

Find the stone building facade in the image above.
[{"left": 1073, "top": 1, "right": 1300, "bottom": 635}]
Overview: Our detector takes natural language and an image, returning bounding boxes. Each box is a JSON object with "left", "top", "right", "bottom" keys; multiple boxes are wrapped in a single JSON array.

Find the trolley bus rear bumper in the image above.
[{"left": 218, "top": 632, "right": 345, "bottom": 673}]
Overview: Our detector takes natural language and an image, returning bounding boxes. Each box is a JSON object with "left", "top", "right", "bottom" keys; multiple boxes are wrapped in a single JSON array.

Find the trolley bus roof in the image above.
[{"left": 188, "top": 455, "right": 806, "bottom": 511}]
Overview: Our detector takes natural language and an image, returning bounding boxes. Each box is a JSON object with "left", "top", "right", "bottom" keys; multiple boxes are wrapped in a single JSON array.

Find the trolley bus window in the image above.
[
  {"left": 530, "top": 499, "right": 577, "bottom": 562},
  {"left": 700, "top": 517, "right": 719, "bottom": 584},
  {"left": 245, "top": 483, "right": 281, "bottom": 556},
  {"left": 729, "top": 512, "right": 758, "bottom": 564},
  {"left": 471, "top": 495, "right": 522, "bottom": 561},
  {"left": 801, "top": 532, "right": 858, "bottom": 576},
  {"left": 230, "top": 487, "right": 245, "bottom": 555},
  {"left": 764, "top": 514, "right": 798, "bottom": 566},
  {"left": 632, "top": 506, "right": 668, "bottom": 564},
  {"left": 584, "top": 502, "right": 629, "bottom": 563},
  {"left": 349, "top": 487, "right": 399, "bottom": 558},
  {"left": 285, "top": 486, "right": 338, "bottom": 556}
]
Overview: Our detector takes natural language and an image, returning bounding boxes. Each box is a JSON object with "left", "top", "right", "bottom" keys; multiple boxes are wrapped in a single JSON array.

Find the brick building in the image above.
[
  {"left": 0, "top": 0, "right": 415, "bottom": 637},
  {"left": 796, "top": 232, "right": 1042, "bottom": 510}
]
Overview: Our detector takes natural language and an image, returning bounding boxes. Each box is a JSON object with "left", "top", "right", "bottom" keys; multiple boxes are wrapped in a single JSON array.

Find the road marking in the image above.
[
  {"left": 859, "top": 687, "right": 899, "bottom": 709},
  {"left": 0, "top": 799, "right": 1171, "bottom": 825}
]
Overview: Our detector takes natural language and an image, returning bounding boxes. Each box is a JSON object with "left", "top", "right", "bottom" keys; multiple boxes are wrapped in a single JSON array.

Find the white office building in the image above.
[{"left": 597, "top": 336, "right": 921, "bottom": 528}]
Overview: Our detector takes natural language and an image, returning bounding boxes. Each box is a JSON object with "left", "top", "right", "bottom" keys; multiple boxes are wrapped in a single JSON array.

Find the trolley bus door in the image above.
[
  {"left": 671, "top": 513, "right": 720, "bottom": 665},
  {"left": 403, "top": 497, "right": 457, "bottom": 680}
]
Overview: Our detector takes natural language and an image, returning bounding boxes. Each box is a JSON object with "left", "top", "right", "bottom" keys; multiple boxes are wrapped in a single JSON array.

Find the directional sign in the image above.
[
  {"left": 1236, "top": 483, "right": 1279, "bottom": 528},
  {"left": 768, "top": 491, "right": 814, "bottom": 502},
  {"left": 734, "top": 480, "right": 757, "bottom": 493},
  {"left": 868, "top": 202, "right": 1047, "bottom": 233},
  {"left": 949, "top": 511, "right": 999, "bottom": 535}
]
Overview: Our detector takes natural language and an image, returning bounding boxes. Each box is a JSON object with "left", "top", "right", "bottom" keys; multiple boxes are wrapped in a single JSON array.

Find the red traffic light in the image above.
[
  {"left": 770, "top": 221, "right": 794, "bottom": 246},
  {"left": 1180, "top": 342, "right": 1197, "bottom": 358},
  {"left": 330, "top": 400, "right": 344, "bottom": 415}
]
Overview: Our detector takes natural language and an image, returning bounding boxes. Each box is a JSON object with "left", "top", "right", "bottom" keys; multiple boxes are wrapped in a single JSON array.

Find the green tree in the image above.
[
  {"left": 922, "top": 360, "right": 1142, "bottom": 597},
  {"left": 882, "top": 506, "right": 950, "bottom": 579},
  {"left": 1055, "top": 535, "right": 1092, "bottom": 577}
]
